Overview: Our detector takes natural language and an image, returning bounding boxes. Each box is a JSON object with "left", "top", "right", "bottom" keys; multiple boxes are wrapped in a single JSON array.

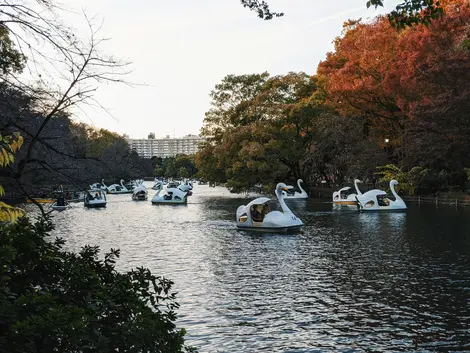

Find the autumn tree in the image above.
[
  {"left": 317, "top": 17, "right": 404, "bottom": 148},
  {"left": 383, "top": 0, "right": 470, "bottom": 172}
]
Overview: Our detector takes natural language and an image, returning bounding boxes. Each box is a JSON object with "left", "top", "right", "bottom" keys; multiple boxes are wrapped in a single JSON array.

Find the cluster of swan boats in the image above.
[
  {"left": 82, "top": 178, "right": 194, "bottom": 208},
  {"left": 236, "top": 178, "right": 407, "bottom": 233},
  {"left": 47, "top": 177, "right": 407, "bottom": 234}
]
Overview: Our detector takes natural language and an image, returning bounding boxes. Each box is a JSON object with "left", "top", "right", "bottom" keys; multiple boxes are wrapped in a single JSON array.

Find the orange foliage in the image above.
[{"left": 318, "top": 17, "right": 404, "bottom": 138}]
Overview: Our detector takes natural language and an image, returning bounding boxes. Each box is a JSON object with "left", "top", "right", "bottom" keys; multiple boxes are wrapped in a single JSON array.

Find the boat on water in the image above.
[
  {"left": 178, "top": 181, "right": 193, "bottom": 195},
  {"left": 282, "top": 179, "right": 309, "bottom": 199},
  {"left": 50, "top": 195, "right": 71, "bottom": 211},
  {"left": 103, "top": 179, "right": 133, "bottom": 194},
  {"left": 84, "top": 189, "right": 107, "bottom": 208},
  {"left": 90, "top": 180, "right": 108, "bottom": 193},
  {"left": 332, "top": 179, "right": 363, "bottom": 205},
  {"left": 236, "top": 183, "right": 304, "bottom": 233},
  {"left": 356, "top": 180, "right": 407, "bottom": 211},
  {"left": 152, "top": 178, "right": 164, "bottom": 190},
  {"left": 151, "top": 181, "right": 187, "bottom": 205},
  {"left": 132, "top": 183, "right": 148, "bottom": 201}
]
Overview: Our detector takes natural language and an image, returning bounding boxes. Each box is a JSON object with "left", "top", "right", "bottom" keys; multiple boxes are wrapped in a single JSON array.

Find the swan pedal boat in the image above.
[
  {"left": 236, "top": 183, "right": 304, "bottom": 233},
  {"left": 132, "top": 184, "right": 148, "bottom": 201},
  {"left": 333, "top": 179, "right": 362, "bottom": 205},
  {"left": 151, "top": 183, "right": 187, "bottom": 205},
  {"left": 103, "top": 179, "right": 133, "bottom": 194},
  {"left": 282, "top": 179, "right": 308, "bottom": 199},
  {"left": 84, "top": 189, "right": 107, "bottom": 208},
  {"left": 356, "top": 180, "right": 407, "bottom": 211}
]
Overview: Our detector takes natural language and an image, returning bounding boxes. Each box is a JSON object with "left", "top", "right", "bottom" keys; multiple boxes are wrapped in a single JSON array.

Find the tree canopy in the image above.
[{"left": 240, "top": 0, "right": 448, "bottom": 27}]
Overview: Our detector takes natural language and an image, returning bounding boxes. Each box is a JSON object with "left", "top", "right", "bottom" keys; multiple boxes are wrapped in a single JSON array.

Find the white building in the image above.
[{"left": 126, "top": 133, "right": 205, "bottom": 158}]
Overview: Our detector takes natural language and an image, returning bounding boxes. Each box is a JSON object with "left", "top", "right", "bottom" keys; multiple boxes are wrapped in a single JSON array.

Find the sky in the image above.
[{"left": 62, "top": 0, "right": 400, "bottom": 139}]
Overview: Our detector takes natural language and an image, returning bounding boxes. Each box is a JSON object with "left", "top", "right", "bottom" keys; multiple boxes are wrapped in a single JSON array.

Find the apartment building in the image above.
[{"left": 126, "top": 133, "right": 205, "bottom": 158}]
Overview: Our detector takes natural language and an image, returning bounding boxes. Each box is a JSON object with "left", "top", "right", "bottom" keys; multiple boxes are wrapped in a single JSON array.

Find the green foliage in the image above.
[
  {"left": 153, "top": 155, "right": 197, "bottom": 179},
  {"left": 240, "top": 0, "right": 284, "bottom": 20},
  {"left": 466, "top": 168, "right": 470, "bottom": 181},
  {"left": 154, "top": 166, "right": 165, "bottom": 177},
  {"left": 0, "top": 132, "right": 25, "bottom": 222},
  {"left": 376, "top": 164, "right": 429, "bottom": 195},
  {"left": 0, "top": 217, "right": 195, "bottom": 353},
  {"left": 0, "top": 24, "right": 25, "bottom": 75}
]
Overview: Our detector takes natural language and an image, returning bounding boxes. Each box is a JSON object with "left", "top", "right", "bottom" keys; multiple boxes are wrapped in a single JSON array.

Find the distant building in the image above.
[{"left": 126, "top": 134, "right": 205, "bottom": 158}]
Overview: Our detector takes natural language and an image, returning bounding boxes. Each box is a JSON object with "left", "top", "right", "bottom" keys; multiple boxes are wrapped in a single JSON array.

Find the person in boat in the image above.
[
  {"left": 56, "top": 196, "right": 65, "bottom": 206},
  {"left": 262, "top": 204, "right": 270, "bottom": 217},
  {"left": 251, "top": 205, "right": 263, "bottom": 222},
  {"left": 65, "top": 192, "right": 71, "bottom": 200}
]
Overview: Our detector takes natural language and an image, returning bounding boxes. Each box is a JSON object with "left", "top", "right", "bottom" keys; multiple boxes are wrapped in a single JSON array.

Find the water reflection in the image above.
[{"left": 46, "top": 185, "right": 470, "bottom": 352}]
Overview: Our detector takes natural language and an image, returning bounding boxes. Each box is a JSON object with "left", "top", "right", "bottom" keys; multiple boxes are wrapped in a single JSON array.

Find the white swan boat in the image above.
[
  {"left": 356, "top": 180, "right": 407, "bottom": 211},
  {"left": 236, "top": 182, "right": 304, "bottom": 232},
  {"left": 132, "top": 183, "right": 148, "bottom": 201},
  {"left": 332, "top": 179, "right": 363, "bottom": 205},
  {"left": 178, "top": 181, "right": 193, "bottom": 195},
  {"left": 282, "top": 179, "right": 308, "bottom": 199},
  {"left": 89, "top": 180, "right": 108, "bottom": 193},
  {"left": 104, "top": 179, "right": 133, "bottom": 194},
  {"left": 151, "top": 182, "right": 187, "bottom": 205},
  {"left": 84, "top": 189, "right": 107, "bottom": 208},
  {"left": 152, "top": 178, "right": 162, "bottom": 190}
]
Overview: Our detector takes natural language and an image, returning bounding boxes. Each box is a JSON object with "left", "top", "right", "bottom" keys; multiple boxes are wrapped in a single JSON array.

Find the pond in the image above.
[{"left": 48, "top": 183, "right": 470, "bottom": 352}]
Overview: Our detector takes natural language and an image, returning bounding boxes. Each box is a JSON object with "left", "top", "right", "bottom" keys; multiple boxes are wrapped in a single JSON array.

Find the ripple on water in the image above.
[{"left": 44, "top": 184, "right": 470, "bottom": 352}]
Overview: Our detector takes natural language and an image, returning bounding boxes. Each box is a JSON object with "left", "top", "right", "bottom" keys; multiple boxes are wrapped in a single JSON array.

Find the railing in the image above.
[{"left": 402, "top": 196, "right": 470, "bottom": 207}]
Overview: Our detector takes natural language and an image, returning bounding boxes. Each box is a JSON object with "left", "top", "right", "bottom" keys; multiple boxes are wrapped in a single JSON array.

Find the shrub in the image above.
[{"left": 0, "top": 217, "right": 196, "bottom": 353}]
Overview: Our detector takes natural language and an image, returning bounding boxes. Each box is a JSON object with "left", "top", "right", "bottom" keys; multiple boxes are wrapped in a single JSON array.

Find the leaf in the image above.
[{"left": 17, "top": 135, "right": 24, "bottom": 148}]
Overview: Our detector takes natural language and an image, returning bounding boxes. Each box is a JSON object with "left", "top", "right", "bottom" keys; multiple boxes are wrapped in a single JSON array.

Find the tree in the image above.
[
  {"left": 198, "top": 72, "right": 330, "bottom": 192},
  {"left": 154, "top": 166, "right": 165, "bottom": 177},
  {"left": 317, "top": 17, "right": 404, "bottom": 145},
  {"left": 240, "top": 0, "right": 447, "bottom": 27},
  {"left": 0, "top": 0, "right": 130, "bottom": 202},
  {"left": 376, "top": 164, "right": 428, "bottom": 195},
  {"left": 177, "top": 167, "right": 190, "bottom": 179},
  {"left": 382, "top": 0, "right": 470, "bottom": 171},
  {"left": 0, "top": 217, "right": 195, "bottom": 352}
]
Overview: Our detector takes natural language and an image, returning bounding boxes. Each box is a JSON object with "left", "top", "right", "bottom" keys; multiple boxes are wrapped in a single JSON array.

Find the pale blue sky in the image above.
[{"left": 65, "top": 0, "right": 399, "bottom": 138}]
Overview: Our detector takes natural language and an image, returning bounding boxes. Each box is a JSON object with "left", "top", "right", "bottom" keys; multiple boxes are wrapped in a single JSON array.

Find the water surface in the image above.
[{"left": 48, "top": 184, "right": 470, "bottom": 352}]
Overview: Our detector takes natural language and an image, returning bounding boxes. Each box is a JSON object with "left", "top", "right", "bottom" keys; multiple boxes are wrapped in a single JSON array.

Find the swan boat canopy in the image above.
[
  {"left": 332, "top": 179, "right": 363, "bottom": 205},
  {"left": 178, "top": 182, "right": 193, "bottom": 195},
  {"left": 282, "top": 179, "right": 308, "bottom": 199},
  {"left": 152, "top": 178, "right": 162, "bottom": 190},
  {"left": 89, "top": 179, "right": 108, "bottom": 193},
  {"left": 236, "top": 183, "right": 304, "bottom": 233},
  {"left": 84, "top": 189, "right": 107, "bottom": 208},
  {"left": 356, "top": 180, "right": 407, "bottom": 211},
  {"left": 132, "top": 184, "right": 148, "bottom": 201},
  {"left": 151, "top": 182, "right": 187, "bottom": 205},
  {"left": 104, "top": 179, "right": 133, "bottom": 194}
]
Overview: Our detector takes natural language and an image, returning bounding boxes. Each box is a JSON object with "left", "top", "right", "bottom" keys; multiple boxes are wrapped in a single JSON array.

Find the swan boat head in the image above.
[{"left": 281, "top": 179, "right": 308, "bottom": 199}]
